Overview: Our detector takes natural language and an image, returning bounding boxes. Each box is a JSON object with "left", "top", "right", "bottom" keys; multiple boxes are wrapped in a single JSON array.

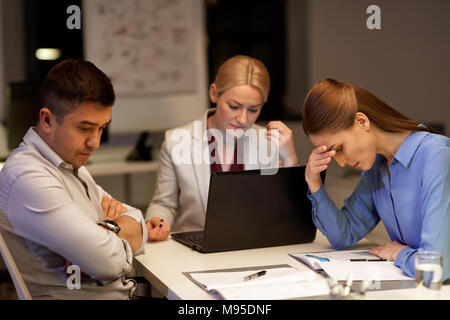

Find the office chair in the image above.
[{"left": 0, "top": 231, "right": 32, "bottom": 300}]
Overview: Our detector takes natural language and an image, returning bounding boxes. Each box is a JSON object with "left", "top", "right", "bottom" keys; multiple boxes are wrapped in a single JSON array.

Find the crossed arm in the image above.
[{"left": 99, "top": 195, "right": 143, "bottom": 253}]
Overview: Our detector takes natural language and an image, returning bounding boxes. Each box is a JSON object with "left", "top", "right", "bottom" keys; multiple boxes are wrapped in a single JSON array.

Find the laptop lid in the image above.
[{"left": 198, "top": 166, "right": 324, "bottom": 253}]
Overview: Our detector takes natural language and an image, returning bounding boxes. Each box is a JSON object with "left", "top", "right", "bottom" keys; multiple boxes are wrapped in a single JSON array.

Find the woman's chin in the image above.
[{"left": 225, "top": 127, "right": 246, "bottom": 138}]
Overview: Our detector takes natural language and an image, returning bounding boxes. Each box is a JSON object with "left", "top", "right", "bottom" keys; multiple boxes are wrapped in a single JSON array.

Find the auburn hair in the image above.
[{"left": 302, "top": 78, "right": 439, "bottom": 135}]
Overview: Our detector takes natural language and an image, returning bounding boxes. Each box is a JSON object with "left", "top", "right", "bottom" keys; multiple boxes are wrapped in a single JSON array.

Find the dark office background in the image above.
[{"left": 4, "top": 0, "right": 305, "bottom": 151}]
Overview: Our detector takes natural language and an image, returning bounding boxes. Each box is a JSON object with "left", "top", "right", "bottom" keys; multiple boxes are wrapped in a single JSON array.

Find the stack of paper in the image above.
[{"left": 188, "top": 266, "right": 330, "bottom": 300}]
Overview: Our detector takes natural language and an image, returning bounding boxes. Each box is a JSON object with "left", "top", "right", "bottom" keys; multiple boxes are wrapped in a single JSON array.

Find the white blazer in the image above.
[{"left": 146, "top": 109, "right": 279, "bottom": 232}]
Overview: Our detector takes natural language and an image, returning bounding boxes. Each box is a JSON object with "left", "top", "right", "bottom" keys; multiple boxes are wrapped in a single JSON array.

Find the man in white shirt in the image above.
[{"left": 0, "top": 59, "right": 147, "bottom": 299}]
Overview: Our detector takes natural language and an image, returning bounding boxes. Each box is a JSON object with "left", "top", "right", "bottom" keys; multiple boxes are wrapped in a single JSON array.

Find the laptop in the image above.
[{"left": 171, "top": 166, "right": 325, "bottom": 253}]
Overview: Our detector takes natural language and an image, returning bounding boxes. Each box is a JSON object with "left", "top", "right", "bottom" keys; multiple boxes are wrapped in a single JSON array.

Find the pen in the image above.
[
  {"left": 349, "top": 259, "right": 387, "bottom": 261},
  {"left": 243, "top": 270, "right": 266, "bottom": 281}
]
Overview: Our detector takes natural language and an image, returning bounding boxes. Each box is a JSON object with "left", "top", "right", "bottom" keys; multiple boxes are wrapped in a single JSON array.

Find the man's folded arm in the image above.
[
  {"left": 7, "top": 173, "right": 137, "bottom": 281},
  {"left": 95, "top": 182, "right": 147, "bottom": 255}
]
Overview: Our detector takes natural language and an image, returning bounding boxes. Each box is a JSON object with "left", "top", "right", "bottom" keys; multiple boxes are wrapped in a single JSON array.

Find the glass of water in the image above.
[{"left": 415, "top": 250, "right": 443, "bottom": 299}]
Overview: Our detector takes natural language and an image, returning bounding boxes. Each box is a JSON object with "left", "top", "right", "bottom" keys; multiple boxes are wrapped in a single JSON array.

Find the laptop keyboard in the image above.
[
  {"left": 188, "top": 236, "right": 204, "bottom": 246},
  {"left": 172, "top": 231, "right": 205, "bottom": 250}
]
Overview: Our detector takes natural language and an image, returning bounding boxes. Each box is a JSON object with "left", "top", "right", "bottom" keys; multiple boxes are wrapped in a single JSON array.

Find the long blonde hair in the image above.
[
  {"left": 302, "top": 78, "right": 439, "bottom": 135},
  {"left": 214, "top": 55, "right": 270, "bottom": 102}
]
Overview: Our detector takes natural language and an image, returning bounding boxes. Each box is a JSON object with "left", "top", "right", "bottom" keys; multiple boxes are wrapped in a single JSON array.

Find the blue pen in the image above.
[{"left": 306, "top": 254, "right": 329, "bottom": 262}]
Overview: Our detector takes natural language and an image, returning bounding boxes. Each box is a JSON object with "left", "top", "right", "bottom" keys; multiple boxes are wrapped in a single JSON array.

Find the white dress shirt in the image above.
[{"left": 0, "top": 128, "right": 147, "bottom": 299}]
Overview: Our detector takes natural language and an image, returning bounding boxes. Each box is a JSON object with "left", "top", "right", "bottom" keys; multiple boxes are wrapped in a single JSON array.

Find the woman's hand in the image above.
[
  {"left": 305, "top": 145, "right": 335, "bottom": 194},
  {"left": 369, "top": 241, "right": 407, "bottom": 261},
  {"left": 146, "top": 217, "right": 171, "bottom": 241},
  {"left": 266, "top": 121, "right": 298, "bottom": 167}
]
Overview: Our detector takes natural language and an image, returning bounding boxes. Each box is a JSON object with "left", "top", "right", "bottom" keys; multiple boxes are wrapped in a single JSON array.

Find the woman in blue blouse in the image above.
[{"left": 302, "top": 78, "right": 449, "bottom": 281}]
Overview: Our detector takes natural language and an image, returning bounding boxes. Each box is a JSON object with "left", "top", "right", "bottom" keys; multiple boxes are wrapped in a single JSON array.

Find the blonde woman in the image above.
[
  {"left": 302, "top": 78, "right": 449, "bottom": 280},
  {"left": 146, "top": 55, "right": 298, "bottom": 241}
]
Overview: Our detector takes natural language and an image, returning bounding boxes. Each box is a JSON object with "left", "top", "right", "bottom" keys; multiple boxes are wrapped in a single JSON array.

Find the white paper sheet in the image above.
[
  {"left": 216, "top": 279, "right": 330, "bottom": 300},
  {"left": 318, "top": 261, "right": 412, "bottom": 281},
  {"left": 190, "top": 266, "right": 317, "bottom": 291}
]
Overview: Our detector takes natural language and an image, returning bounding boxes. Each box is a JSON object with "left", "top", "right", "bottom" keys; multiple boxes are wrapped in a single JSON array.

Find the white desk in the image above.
[
  {"left": 134, "top": 234, "right": 338, "bottom": 300},
  {"left": 134, "top": 232, "right": 450, "bottom": 300}
]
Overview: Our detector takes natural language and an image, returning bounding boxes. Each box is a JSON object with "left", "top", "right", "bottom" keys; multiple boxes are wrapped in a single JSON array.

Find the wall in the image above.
[
  {"left": 285, "top": 0, "right": 309, "bottom": 117},
  {"left": 307, "top": 0, "right": 450, "bottom": 134}
]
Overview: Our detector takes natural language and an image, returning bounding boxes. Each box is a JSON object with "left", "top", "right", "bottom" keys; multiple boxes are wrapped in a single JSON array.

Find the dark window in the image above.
[
  {"left": 24, "top": 0, "right": 83, "bottom": 81},
  {"left": 206, "top": 0, "right": 287, "bottom": 120}
]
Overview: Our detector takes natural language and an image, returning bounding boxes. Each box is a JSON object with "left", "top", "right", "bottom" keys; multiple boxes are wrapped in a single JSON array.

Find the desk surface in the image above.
[
  {"left": 134, "top": 232, "right": 450, "bottom": 300},
  {"left": 134, "top": 233, "right": 337, "bottom": 299},
  {"left": 134, "top": 232, "right": 342, "bottom": 299}
]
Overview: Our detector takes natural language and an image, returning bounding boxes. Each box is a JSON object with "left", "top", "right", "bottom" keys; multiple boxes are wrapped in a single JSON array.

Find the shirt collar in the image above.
[
  {"left": 22, "top": 127, "right": 74, "bottom": 171},
  {"left": 393, "top": 131, "right": 429, "bottom": 168},
  {"left": 189, "top": 108, "right": 215, "bottom": 141}
]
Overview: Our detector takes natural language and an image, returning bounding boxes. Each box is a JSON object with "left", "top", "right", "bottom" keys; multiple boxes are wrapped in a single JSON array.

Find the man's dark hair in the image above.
[{"left": 37, "top": 59, "right": 115, "bottom": 122}]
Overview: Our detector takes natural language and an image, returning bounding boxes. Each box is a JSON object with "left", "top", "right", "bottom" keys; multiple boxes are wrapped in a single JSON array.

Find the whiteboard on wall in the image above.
[
  {"left": 82, "top": 0, "right": 208, "bottom": 133},
  {"left": 83, "top": 0, "right": 197, "bottom": 95}
]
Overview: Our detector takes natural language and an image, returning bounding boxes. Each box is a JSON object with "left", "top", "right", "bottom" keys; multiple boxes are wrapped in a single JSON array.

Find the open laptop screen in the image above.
[{"left": 197, "top": 166, "right": 325, "bottom": 253}]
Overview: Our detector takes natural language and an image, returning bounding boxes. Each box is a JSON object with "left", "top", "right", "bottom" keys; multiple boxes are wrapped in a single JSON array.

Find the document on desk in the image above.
[
  {"left": 187, "top": 265, "right": 329, "bottom": 300},
  {"left": 289, "top": 249, "right": 386, "bottom": 271},
  {"left": 290, "top": 250, "right": 412, "bottom": 281},
  {"left": 319, "top": 261, "right": 412, "bottom": 281}
]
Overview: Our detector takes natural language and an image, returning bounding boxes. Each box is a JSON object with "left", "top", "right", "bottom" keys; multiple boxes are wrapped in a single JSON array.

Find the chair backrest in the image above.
[{"left": 0, "top": 231, "right": 32, "bottom": 300}]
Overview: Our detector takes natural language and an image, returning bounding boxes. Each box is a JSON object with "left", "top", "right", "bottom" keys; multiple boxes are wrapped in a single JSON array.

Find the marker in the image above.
[
  {"left": 243, "top": 270, "right": 266, "bottom": 281},
  {"left": 306, "top": 254, "right": 330, "bottom": 262}
]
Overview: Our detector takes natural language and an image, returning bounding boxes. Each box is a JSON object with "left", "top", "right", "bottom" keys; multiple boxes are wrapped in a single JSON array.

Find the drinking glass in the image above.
[{"left": 415, "top": 250, "right": 443, "bottom": 299}]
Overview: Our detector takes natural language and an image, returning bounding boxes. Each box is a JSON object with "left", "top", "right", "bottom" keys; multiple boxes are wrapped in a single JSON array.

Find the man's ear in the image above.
[
  {"left": 355, "top": 112, "right": 370, "bottom": 131},
  {"left": 38, "top": 107, "right": 55, "bottom": 133},
  {"left": 209, "top": 83, "right": 217, "bottom": 103}
]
